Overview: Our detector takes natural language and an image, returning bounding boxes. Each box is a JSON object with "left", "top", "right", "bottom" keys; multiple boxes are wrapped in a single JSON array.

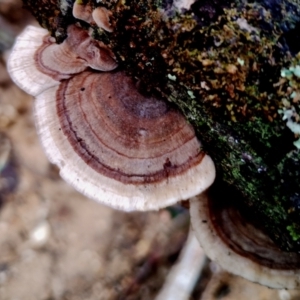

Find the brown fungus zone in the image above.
[
  {"left": 56, "top": 71, "right": 205, "bottom": 184},
  {"left": 34, "top": 24, "right": 117, "bottom": 80},
  {"left": 34, "top": 70, "right": 215, "bottom": 211},
  {"left": 7, "top": 25, "right": 117, "bottom": 97},
  {"left": 8, "top": 24, "right": 215, "bottom": 211}
]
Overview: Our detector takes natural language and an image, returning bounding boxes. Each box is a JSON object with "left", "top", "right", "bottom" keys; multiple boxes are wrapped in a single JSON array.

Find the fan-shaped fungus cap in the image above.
[
  {"left": 72, "top": 2, "right": 113, "bottom": 32},
  {"left": 8, "top": 24, "right": 214, "bottom": 211},
  {"left": 34, "top": 71, "right": 215, "bottom": 211},
  {"left": 92, "top": 7, "right": 113, "bottom": 32},
  {"left": 7, "top": 26, "right": 58, "bottom": 96},
  {"left": 7, "top": 25, "right": 117, "bottom": 96},
  {"left": 72, "top": 0, "right": 94, "bottom": 24},
  {"left": 190, "top": 186, "right": 300, "bottom": 289}
]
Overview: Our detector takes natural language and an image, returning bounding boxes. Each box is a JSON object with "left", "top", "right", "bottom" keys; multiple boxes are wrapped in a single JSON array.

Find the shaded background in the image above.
[{"left": 0, "top": 0, "right": 300, "bottom": 299}]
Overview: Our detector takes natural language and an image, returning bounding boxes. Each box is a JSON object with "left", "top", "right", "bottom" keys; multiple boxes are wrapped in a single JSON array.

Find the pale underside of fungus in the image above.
[
  {"left": 7, "top": 24, "right": 216, "bottom": 211},
  {"left": 190, "top": 189, "right": 300, "bottom": 289}
]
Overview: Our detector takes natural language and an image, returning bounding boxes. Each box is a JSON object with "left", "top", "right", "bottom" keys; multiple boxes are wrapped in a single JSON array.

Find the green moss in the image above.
[{"left": 287, "top": 225, "right": 300, "bottom": 241}]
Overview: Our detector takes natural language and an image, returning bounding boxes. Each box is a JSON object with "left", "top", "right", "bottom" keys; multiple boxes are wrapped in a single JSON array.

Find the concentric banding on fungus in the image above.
[
  {"left": 190, "top": 189, "right": 300, "bottom": 289},
  {"left": 63, "top": 25, "right": 117, "bottom": 71},
  {"left": 7, "top": 26, "right": 59, "bottom": 96},
  {"left": 7, "top": 25, "right": 117, "bottom": 97},
  {"left": 34, "top": 71, "right": 215, "bottom": 211},
  {"left": 34, "top": 31, "right": 87, "bottom": 82},
  {"left": 57, "top": 71, "right": 203, "bottom": 183}
]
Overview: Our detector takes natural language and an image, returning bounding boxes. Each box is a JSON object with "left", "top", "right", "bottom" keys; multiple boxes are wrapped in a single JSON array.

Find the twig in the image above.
[{"left": 155, "top": 228, "right": 206, "bottom": 300}]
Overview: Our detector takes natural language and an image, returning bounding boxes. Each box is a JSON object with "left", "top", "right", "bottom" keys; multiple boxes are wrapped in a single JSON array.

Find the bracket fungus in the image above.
[
  {"left": 72, "top": 1, "right": 94, "bottom": 24},
  {"left": 92, "top": 7, "right": 113, "bottom": 32},
  {"left": 7, "top": 25, "right": 117, "bottom": 97},
  {"left": 72, "top": 1, "right": 113, "bottom": 32},
  {"left": 7, "top": 24, "right": 215, "bottom": 211},
  {"left": 190, "top": 185, "right": 300, "bottom": 289}
]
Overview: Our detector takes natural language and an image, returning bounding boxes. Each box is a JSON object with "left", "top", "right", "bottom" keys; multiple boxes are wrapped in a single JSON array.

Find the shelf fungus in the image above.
[
  {"left": 7, "top": 25, "right": 117, "bottom": 97},
  {"left": 73, "top": 1, "right": 113, "bottom": 32},
  {"left": 92, "top": 7, "right": 113, "bottom": 32},
  {"left": 72, "top": 1, "right": 94, "bottom": 24},
  {"left": 7, "top": 25, "right": 215, "bottom": 211},
  {"left": 190, "top": 185, "right": 300, "bottom": 289}
]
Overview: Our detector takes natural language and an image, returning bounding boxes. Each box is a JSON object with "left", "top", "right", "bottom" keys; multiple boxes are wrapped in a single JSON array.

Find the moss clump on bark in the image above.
[{"left": 23, "top": 0, "right": 300, "bottom": 250}]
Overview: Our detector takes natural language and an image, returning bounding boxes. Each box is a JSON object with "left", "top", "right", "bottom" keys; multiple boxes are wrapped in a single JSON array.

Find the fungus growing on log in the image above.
[
  {"left": 7, "top": 25, "right": 215, "bottom": 211},
  {"left": 7, "top": 25, "right": 117, "bottom": 96},
  {"left": 190, "top": 184, "right": 300, "bottom": 289},
  {"left": 34, "top": 71, "right": 215, "bottom": 210},
  {"left": 72, "top": 2, "right": 113, "bottom": 32},
  {"left": 92, "top": 7, "right": 113, "bottom": 32},
  {"left": 21, "top": 0, "right": 300, "bottom": 250},
  {"left": 72, "top": 1, "right": 94, "bottom": 24},
  {"left": 13, "top": 0, "right": 300, "bottom": 288}
]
